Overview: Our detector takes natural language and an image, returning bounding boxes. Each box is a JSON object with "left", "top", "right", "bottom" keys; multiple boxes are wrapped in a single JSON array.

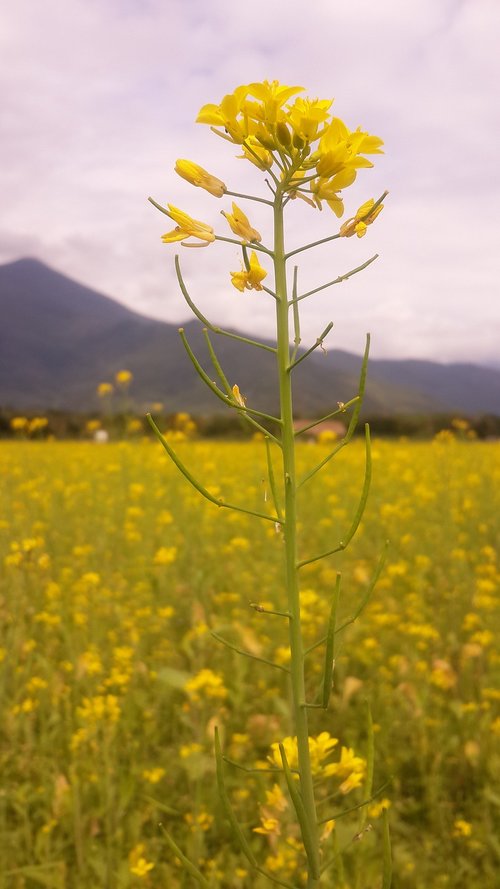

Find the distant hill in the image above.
[{"left": 1, "top": 258, "right": 499, "bottom": 416}]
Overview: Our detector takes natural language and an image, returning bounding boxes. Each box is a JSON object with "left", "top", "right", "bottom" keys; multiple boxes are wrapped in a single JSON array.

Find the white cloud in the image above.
[{"left": 1, "top": 0, "right": 499, "bottom": 364}]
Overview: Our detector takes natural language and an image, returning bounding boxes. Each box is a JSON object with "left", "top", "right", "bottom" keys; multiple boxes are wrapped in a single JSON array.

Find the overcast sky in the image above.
[{"left": 2, "top": 0, "right": 499, "bottom": 364}]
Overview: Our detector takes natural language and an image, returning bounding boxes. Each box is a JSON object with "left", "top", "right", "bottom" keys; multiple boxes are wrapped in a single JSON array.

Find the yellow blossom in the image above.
[
  {"left": 129, "top": 844, "right": 155, "bottom": 877},
  {"left": 286, "top": 95, "right": 333, "bottom": 143},
  {"left": 245, "top": 80, "right": 305, "bottom": 125},
  {"left": 153, "top": 546, "right": 177, "bottom": 566},
  {"left": 180, "top": 742, "right": 204, "bottom": 758},
  {"left": 142, "top": 767, "right": 165, "bottom": 784},
  {"left": 115, "top": 369, "right": 133, "bottom": 386},
  {"left": 196, "top": 85, "right": 251, "bottom": 143},
  {"left": 453, "top": 819, "right": 472, "bottom": 838},
  {"left": 97, "top": 382, "right": 113, "bottom": 397},
  {"left": 10, "top": 416, "right": 28, "bottom": 432},
  {"left": 230, "top": 251, "right": 267, "bottom": 292},
  {"left": 232, "top": 385, "right": 246, "bottom": 407},
  {"left": 185, "top": 810, "right": 213, "bottom": 831},
  {"left": 222, "top": 202, "right": 261, "bottom": 243},
  {"left": 253, "top": 816, "right": 281, "bottom": 836},
  {"left": 185, "top": 668, "right": 227, "bottom": 702},
  {"left": 27, "top": 417, "right": 48, "bottom": 435},
  {"left": 268, "top": 732, "right": 340, "bottom": 776},
  {"left": 175, "top": 159, "right": 226, "bottom": 197},
  {"left": 238, "top": 137, "right": 274, "bottom": 170},
  {"left": 368, "top": 798, "right": 391, "bottom": 819},
  {"left": 340, "top": 198, "right": 384, "bottom": 238},
  {"left": 161, "top": 205, "right": 215, "bottom": 246},
  {"left": 77, "top": 694, "right": 120, "bottom": 724}
]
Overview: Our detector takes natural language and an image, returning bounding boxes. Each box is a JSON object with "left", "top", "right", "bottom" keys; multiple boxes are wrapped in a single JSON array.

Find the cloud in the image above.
[{"left": 1, "top": 0, "right": 499, "bottom": 364}]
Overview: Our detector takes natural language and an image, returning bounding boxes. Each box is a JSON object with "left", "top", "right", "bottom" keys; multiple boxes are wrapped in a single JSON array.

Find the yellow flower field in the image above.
[{"left": 1, "top": 437, "right": 499, "bottom": 888}]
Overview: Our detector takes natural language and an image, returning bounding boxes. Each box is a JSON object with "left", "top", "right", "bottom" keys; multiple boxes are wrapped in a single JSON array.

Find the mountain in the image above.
[{"left": 1, "top": 258, "right": 499, "bottom": 416}]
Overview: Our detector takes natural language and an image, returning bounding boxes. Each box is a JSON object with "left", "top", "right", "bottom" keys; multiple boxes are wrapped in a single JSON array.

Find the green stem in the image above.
[
  {"left": 226, "top": 189, "right": 274, "bottom": 206},
  {"left": 174, "top": 255, "right": 277, "bottom": 353},
  {"left": 291, "top": 254, "right": 378, "bottom": 304},
  {"left": 288, "top": 321, "right": 334, "bottom": 371},
  {"left": 274, "top": 186, "right": 320, "bottom": 887},
  {"left": 294, "top": 397, "right": 359, "bottom": 437}
]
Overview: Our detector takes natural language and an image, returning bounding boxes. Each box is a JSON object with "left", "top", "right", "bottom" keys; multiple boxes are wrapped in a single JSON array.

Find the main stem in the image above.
[{"left": 274, "top": 187, "right": 320, "bottom": 887}]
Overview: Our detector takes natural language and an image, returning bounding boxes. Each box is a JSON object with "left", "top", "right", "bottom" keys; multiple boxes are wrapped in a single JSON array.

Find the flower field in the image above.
[{"left": 1, "top": 436, "right": 499, "bottom": 888}]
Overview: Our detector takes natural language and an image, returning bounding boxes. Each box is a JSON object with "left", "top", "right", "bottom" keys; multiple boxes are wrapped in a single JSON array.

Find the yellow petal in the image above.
[
  {"left": 161, "top": 228, "right": 188, "bottom": 243},
  {"left": 222, "top": 202, "right": 261, "bottom": 242}
]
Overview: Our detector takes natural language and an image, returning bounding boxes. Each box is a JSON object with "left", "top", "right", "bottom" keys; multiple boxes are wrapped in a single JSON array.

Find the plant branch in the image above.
[
  {"left": 265, "top": 436, "right": 284, "bottom": 522},
  {"left": 179, "top": 328, "right": 281, "bottom": 425},
  {"left": 174, "top": 256, "right": 277, "bottom": 353},
  {"left": 304, "top": 541, "right": 389, "bottom": 656},
  {"left": 211, "top": 631, "right": 290, "bottom": 673},
  {"left": 159, "top": 826, "right": 211, "bottom": 888},
  {"left": 291, "top": 266, "right": 301, "bottom": 363},
  {"left": 147, "top": 414, "right": 281, "bottom": 524},
  {"left": 292, "top": 255, "right": 378, "bottom": 304},
  {"left": 288, "top": 322, "right": 334, "bottom": 371},
  {"left": 294, "top": 397, "right": 359, "bottom": 437},
  {"left": 298, "top": 423, "right": 372, "bottom": 568},
  {"left": 321, "top": 573, "right": 341, "bottom": 708},
  {"left": 214, "top": 727, "right": 258, "bottom": 868},
  {"left": 203, "top": 329, "right": 279, "bottom": 442},
  {"left": 226, "top": 189, "right": 274, "bottom": 207},
  {"left": 317, "top": 781, "right": 392, "bottom": 822},
  {"left": 297, "top": 334, "right": 370, "bottom": 487},
  {"left": 279, "top": 744, "right": 321, "bottom": 881}
]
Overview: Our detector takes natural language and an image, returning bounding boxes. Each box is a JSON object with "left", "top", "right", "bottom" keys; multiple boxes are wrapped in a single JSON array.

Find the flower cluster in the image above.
[
  {"left": 196, "top": 79, "right": 383, "bottom": 216},
  {"left": 268, "top": 732, "right": 366, "bottom": 793},
  {"left": 154, "top": 79, "right": 385, "bottom": 292}
]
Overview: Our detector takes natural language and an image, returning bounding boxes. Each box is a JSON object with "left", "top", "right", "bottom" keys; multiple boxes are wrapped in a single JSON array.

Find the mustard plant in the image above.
[{"left": 148, "top": 79, "right": 390, "bottom": 889}]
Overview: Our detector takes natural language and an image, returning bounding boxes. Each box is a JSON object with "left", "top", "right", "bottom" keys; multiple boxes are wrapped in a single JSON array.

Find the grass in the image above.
[{"left": 1, "top": 436, "right": 499, "bottom": 888}]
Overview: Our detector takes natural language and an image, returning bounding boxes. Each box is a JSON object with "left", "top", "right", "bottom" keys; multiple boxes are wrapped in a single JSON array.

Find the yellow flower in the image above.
[
  {"left": 310, "top": 169, "right": 357, "bottom": 215},
  {"left": 286, "top": 95, "right": 333, "bottom": 143},
  {"left": 340, "top": 198, "right": 384, "bottom": 238},
  {"left": 368, "top": 798, "right": 392, "bottom": 819},
  {"left": 97, "top": 382, "right": 113, "bottom": 397},
  {"left": 77, "top": 694, "right": 121, "bottom": 724},
  {"left": 232, "top": 384, "right": 246, "bottom": 407},
  {"left": 153, "top": 546, "right": 177, "bottom": 566},
  {"left": 253, "top": 816, "right": 281, "bottom": 836},
  {"left": 197, "top": 85, "right": 251, "bottom": 143},
  {"left": 222, "top": 202, "right": 261, "bottom": 243},
  {"left": 185, "top": 668, "right": 227, "bottom": 702},
  {"left": 185, "top": 811, "right": 214, "bottom": 831},
  {"left": 230, "top": 251, "right": 267, "bottom": 292},
  {"left": 129, "top": 844, "right": 155, "bottom": 877},
  {"left": 268, "top": 732, "right": 341, "bottom": 777},
  {"left": 323, "top": 745, "right": 366, "bottom": 794},
  {"left": 10, "top": 416, "right": 28, "bottom": 431},
  {"left": 453, "top": 819, "right": 472, "bottom": 838},
  {"left": 27, "top": 417, "right": 48, "bottom": 435},
  {"left": 175, "top": 159, "right": 226, "bottom": 197},
  {"left": 238, "top": 137, "right": 274, "bottom": 170},
  {"left": 245, "top": 80, "right": 304, "bottom": 125},
  {"left": 319, "top": 118, "right": 383, "bottom": 163},
  {"left": 115, "top": 369, "right": 133, "bottom": 386},
  {"left": 161, "top": 205, "right": 215, "bottom": 246},
  {"left": 197, "top": 81, "right": 303, "bottom": 146},
  {"left": 142, "top": 767, "right": 166, "bottom": 784}
]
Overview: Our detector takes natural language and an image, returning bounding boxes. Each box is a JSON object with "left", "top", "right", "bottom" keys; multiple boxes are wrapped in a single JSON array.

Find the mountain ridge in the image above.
[{"left": 1, "top": 258, "right": 499, "bottom": 416}]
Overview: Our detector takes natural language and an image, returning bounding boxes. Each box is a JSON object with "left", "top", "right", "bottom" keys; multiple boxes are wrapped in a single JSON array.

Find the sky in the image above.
[{"left": 2, "top": 0, "right": 499, "bottom": 365}]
